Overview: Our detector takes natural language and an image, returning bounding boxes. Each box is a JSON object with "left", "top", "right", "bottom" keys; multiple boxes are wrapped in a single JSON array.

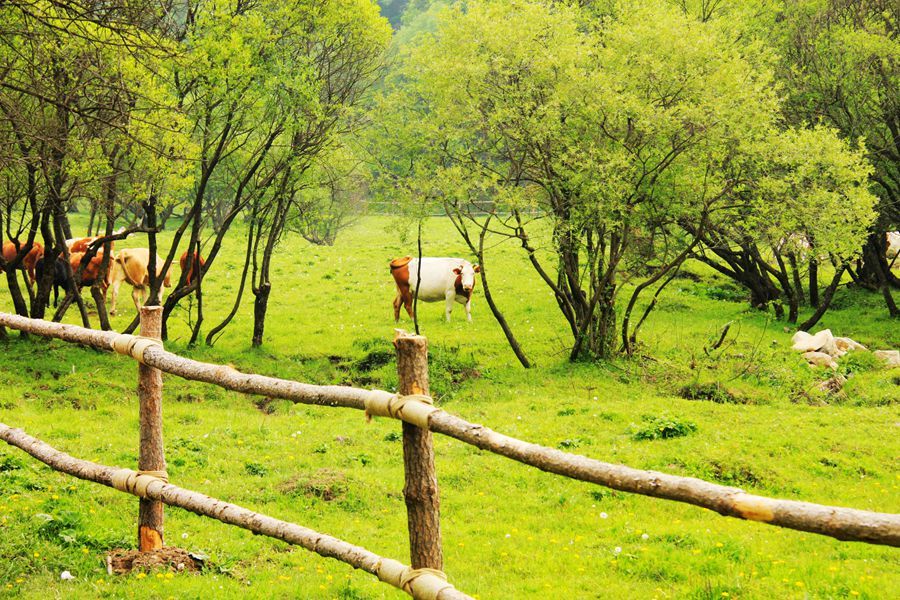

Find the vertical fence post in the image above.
[
  {"left": 138, "top": 306, "right": 165, "bottom": 550},
  {"left": 394, "top": 330, "right": 443, "bottom": 570}
]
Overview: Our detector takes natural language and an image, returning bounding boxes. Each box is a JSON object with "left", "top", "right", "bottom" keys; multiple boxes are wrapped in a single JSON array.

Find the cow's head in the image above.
[{"left": 452, "top": 262, "right": 480, "bottom": 295}]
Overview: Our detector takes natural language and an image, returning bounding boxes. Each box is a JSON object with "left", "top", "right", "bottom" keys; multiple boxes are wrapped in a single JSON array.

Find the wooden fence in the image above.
[{"left": 0, "top": 310, "right": 898, "bottom": 599}]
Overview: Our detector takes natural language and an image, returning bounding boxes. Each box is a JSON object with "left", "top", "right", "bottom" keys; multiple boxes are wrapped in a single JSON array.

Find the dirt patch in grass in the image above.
[
  {"left": 107, "top": 547, "right": 204, "bottom": 575},
  {"left": 706, "top": 460, "right": 765, "bottom": 488},
  {"left": 278, "top": 468, "right": 348, "bottom": 501},
  {"left": 354, "top": 350, "right": 393, "bottom": 372}
]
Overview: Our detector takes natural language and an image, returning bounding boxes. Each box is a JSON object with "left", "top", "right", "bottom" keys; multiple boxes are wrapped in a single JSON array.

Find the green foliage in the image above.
[
  {"left": 631, "top": 415, "right": 698, "bottom": 441},
  {"left": 838, "top": 350, "right": 883, "bottom": 376},
  {"left": 371, "top": 0, "right": 879, "bottom": 357},
  {"left": 244, "top": 462, "right": 269, "bottom": 477}
]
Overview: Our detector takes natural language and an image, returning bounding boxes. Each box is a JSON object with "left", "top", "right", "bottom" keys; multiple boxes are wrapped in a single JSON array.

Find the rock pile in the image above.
[{"left": 791, "top": 329, "right": 898, "bottom": 369}]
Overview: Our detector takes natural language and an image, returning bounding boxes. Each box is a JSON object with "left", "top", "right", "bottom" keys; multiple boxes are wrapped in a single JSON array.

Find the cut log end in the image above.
[
  {"left": 139, "top": 526, "right": 164, "bottom": 551},
  {"left": 731, "top": 494, "right": 775, "bottom": 522}
]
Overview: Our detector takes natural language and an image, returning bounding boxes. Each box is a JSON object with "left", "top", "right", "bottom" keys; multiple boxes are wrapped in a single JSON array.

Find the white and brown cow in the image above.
[
  {"left": 109, "top": 248, "right": 171, "bottom": 315},
  {"left": 390, "top": 256, "right": 480, "bottom": 322}
]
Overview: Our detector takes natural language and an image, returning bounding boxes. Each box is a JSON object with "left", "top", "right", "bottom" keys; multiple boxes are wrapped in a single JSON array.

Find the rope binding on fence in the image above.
[
  {"left": 375, "top": 558, "right": 457, "bottom": 600},
  {"left": 365, "top": 391, "right": 439, "bottom": 428},
  {"left": 111, "top": 469, "right": 169, "bottom": 498},
  {"left": 110, "top": 334, "right": 162, "bottom": 364}
]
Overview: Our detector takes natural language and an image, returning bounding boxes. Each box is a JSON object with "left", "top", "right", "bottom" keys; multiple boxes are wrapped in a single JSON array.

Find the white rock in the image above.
[
  {"left": 803, "top": 351, "right": 838, "bottom": 369},
  {"left": 834, "top": 337, "right": 867, "bottom": 352},
  {"left": 791, "top": 331, "right": 816, "bottom": 351},
  {"left": 873, "top": 350, "right": 900, "bottom": 368},
  {"left": 792, "top": 329, "right": 834, "bottom": 353}
]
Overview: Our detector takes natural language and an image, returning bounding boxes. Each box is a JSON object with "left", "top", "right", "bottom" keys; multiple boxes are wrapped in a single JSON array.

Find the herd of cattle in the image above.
[
  {"left": 2, "top": 230, "right": 898, "bottom": 321},
  {"left": 0, "top": 235, "right": 204, "bottom": 314}
]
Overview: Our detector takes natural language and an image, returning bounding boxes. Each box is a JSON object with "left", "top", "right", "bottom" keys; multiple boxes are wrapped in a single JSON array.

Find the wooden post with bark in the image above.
[
  {"left": 138, "top": 306, "right": 165, "bottom": 550},
  {"left": 394, "top": 330, "right": 443, "bottom": 570}
]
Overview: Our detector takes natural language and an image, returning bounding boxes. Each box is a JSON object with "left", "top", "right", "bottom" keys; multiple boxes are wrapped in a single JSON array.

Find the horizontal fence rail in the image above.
[
  {"left": 0, "top": 423, "right": 470, "bottom": 600},
  {"left": 1, "top": 311, "right": 898, "bottom": 550}
]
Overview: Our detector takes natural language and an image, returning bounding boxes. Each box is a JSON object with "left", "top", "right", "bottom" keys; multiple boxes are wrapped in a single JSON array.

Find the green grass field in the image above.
[{"left": 0, "top": 216, "right": 898, "bottom": 599}]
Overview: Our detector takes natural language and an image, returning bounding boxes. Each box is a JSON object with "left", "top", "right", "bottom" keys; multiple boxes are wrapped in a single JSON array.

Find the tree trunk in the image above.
[
  {"left": 188, "top": 237, "right": 205, "bottom": 346},
  {"left": 788, "top": 253, "right": 806, "bottom": 305},
  {"left": 857, "top": 231, "right": 900, "bottom": 288},
  {"left": 459, "top": 215, "right": 531, "bottom": 368},
  {"left": 809, "top": 258, "right": 820, "bottom": 308},
  {"left": 86, "top": 203, "right": 97, "bottom": 236},
  {"left": 5, "top": 270, "right": 30, "bottom": 317},
  {"left": 207, "top": 225, "right": 254, "bottom": 346},
  {"left": 476, "top": 263, "right": 531, "bottom": 368},
  {"left": 251, "top": 283, "right": 270, "bottom": 347},
  {"left": 798, "top": 266, "right": 847, "bottom": 331},
  {"left": 858, "top": 231, "right": 899, "bottom": 317}
]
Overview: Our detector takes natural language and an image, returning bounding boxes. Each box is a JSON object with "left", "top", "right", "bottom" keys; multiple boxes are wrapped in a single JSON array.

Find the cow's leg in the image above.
[
  {"left": 465, "top": 298, "right": 472, "bottom": 322},
  {"left": 397, "top": 285, "right": 414, "bottom": 320},
  {"left": 404, "top": 293, "right": 414, "bottom": 319},
  {"left": 393, "top": 293, "right": 403, "bottom": 322},
  {"left": 109, "top": 279, "right": 121, "bottom": 315},
  {"left": 444, "top": 290, "right": 455, "bottom": 322},
  {"left": 131, "top": 285, "right": 143, "bottom": 312}
]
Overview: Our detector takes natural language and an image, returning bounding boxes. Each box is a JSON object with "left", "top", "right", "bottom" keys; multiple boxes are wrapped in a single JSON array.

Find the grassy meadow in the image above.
[{"left": 0, "top": 216, "right": 898, "bottom": 599}]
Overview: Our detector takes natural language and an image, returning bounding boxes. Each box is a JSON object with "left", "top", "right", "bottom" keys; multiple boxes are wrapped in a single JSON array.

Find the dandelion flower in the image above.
[
  {"left": 642, "top": 533, "right": 649, "bottom": 540},
  {"left": 614, "top": 547, "right": 622, "bottom": 554},
  {"left": 600, "top": 512, "right": 608, "bottom": 519}
]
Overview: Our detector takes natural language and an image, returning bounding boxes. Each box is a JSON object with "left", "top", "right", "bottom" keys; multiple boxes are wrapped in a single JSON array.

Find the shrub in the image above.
[
  {"left": 679, "top": 382, "right": 746, "bottom": 404},
  {"left": 838, "top": 350, "right": 882, "bottom": 375},
  {"left": 244, "top": 462, "right": 269, "bottom": 477},
  {"left": 631, "top": 415, "right": 697, "bottom": 441}
]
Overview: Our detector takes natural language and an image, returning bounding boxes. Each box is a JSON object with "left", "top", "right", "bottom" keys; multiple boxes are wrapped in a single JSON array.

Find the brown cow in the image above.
[
  {"left": 109, "top": 248, "right": 171, "bottom": 315},
  {"left": 67, "top": 236, "right": 115, "bottom": 254},
  {"left": 2, "top": 240, "right": 44, "bottom": 284},
  {"left": 179, "top": 250, "right": 206, "bottom": 285},
  {"left": 68, "top": 251, "right": 109, "bottom": 288},
  {"left": 390, "top": 255, "right": 480, "bottom": 322}
]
